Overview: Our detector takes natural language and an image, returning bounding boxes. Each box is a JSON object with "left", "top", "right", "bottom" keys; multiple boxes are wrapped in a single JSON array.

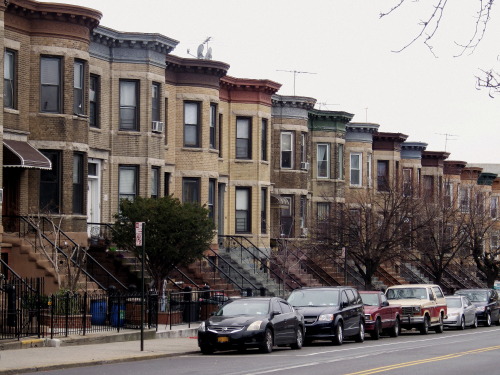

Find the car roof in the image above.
[
  {"left": 386, "top": 284, "right": 440, "bottom": 289},
  {"left": 359, "top": 291, "right": 381, "bottom": 294},
  {"left": 293, "top": 286, "right": 354, "bottom": 290},
  {"left": 456, "top": 289, "right": 491, "bottom": 292}
]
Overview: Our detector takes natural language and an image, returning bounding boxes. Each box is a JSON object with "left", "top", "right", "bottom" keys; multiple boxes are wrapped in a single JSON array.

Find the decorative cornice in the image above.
[
  {"left": 346, "top": 122, "right": 379, "bottom": 134},
  {"left": 477, "top": 172, "right": 498, "bottom": 186},
  {"left": 272, "top": 95, "right": 316, "bottom": 110},
  {"left": 373, "top": 132, "right": 408, "bottom": 143},
  {"left": 401, "top": 142, "right": 428, "bottom": 159},
  {"left": 444, "top": 160, "right": 467, "bottom": 175},
  {"left": 308, "top": 108, "right": 354, "bottom": 122},
  {"left": 421, "top": 150, "right": 450, "bottom": 167},
  {"left": 93, "top": 25, "right": 178, "bottom": 54},
  {"left": 461, "top": 166, "right": 483, "bottom": 181},
  {"left": 222, "top": 76, "right": 281, "bottom": 94}
]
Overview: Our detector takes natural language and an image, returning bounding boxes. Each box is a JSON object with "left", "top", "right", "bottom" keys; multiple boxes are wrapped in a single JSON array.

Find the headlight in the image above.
[
  {"left": 247, "top": 321, "right": 263, "bottom": 331},
  {"left": 448, "top": 312, "right": 459, "bottom": 317},
  {"left": 318, "top": 314, "right": 334, "bottom": 321},
  {"left": 413, "top": 306, "right": 421, "bottom": 313},
  {"left": 476, "top": 306, "right": 486, "bottom": 312},
  {"left": 198, "top": 321, "right": 206, "bottom": 331},
  {"left": 365, "top": 314, "right": 372, "bottom": 321}
]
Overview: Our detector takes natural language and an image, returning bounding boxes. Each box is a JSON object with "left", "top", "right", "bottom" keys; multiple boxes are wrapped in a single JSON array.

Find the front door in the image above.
[
  {"left": 2, "top": 168, "right": 21, "bottom": 232},
  {"left": 87, "top": 159, "right": 101, "bottom": 237}
]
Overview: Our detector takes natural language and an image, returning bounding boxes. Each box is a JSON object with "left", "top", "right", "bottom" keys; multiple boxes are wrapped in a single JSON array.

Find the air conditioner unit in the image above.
[
  {"left": 300, "top": 162, "right": 310, "bottom": 170},
  {"left": 301, "top": 227, "right": 309, "bottom": 237},
  {"left": 152, "top": 121, "right": 164, "bottom": 133}
]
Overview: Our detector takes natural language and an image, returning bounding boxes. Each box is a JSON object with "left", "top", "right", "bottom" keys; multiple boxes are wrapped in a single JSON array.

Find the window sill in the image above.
[
  {"left": 117, "top": 130, "right": 141, "bottom": 136},
  {"left": 234, "top": 159, "right": 254, "bottom": 164},
  {"left": 4, "top": 108, "right": 19, "bottom": 115},
  {"left": 181, "top": 147, "right": 203, "bottom": 152}
]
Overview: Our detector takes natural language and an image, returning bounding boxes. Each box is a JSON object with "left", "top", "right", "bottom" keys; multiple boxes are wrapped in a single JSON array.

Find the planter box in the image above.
[{"left": 40, "top": 314, "right": 92, "bottom": 329}]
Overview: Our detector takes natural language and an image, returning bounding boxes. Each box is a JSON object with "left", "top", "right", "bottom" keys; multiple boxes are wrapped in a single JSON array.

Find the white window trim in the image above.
[
  {"left": 350, "top": 152, "right": 362, "bottom": 187},
  {"left": 317, "top": 143, "right": 330, "bottom": 179},
  {"left": 281, "top": 131, "right": 294, "bottom": 169}
]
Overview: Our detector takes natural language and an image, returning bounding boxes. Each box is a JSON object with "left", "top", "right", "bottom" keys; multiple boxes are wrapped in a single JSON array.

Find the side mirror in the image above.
[
  {"left": 429, "top": 294, "right": 435, "bottom": 301},
  {"left": 341, "top": 301, "right": 349, "bottom": 309},
  {"left": 272, "top": 310, "right": 281, "bottom": 317},
  {"left": 382, "top": 301, "right": 389, "bottom": 307}
]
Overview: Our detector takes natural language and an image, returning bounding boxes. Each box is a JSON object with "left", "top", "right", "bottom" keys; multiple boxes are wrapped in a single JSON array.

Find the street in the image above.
[{"left": 24, "top": 326, "right": 500, "bottom": 375}]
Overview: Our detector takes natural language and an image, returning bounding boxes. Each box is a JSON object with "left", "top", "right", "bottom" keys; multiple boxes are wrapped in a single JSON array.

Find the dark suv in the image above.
[
  {"left": 287, "top": 287, "right": 365, "bottom": 345},
  {"left": 454, "top": 288, "right": 500, "bottom": 327}
]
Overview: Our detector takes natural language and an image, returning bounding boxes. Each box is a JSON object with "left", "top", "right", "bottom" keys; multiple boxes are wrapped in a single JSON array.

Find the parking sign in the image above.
[{"left": 135, "top": 222, "right": 144, "bottom": 246}]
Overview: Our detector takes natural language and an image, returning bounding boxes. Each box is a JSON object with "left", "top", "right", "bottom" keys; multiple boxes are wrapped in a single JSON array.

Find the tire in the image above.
[
  {"left": 419, "top": 316, "right": 430, "bottom": 335},
  {"left": 471, "top": 315, "right": 478, "bottom": 329},
  {"left": 332, "top": 322, "right": 343, "bottom": 346},
  {"left": 371, "top": 319, "right": 381, "bottom": 340},
  {"left": 434, "top": 315, "right": 444, "bottom": 334},
  {"left": 459, "top": 315, "right": 465, "bottom": 330},
  {"left": 260, "top": 328, "right": 273, "bottom": 353},
  {"left": 389, "top": 317, "right": 400, "bottom": 338},
  {"left": 200, "top": 345, "right": 214, "bottom": 355},
  {"left": 290, "top": 327, "right": 303, "bottom": 350},
  {"left": 484, "top": 312, "right": 492, "bottom": 327},
  {"left": 354, "top": 320, "right": 365, "bottom": 343}
]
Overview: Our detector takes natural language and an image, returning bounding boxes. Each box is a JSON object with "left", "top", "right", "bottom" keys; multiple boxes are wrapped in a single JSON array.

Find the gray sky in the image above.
[{"left": 52, "top": 0, "right": 500, "bottom": 163}]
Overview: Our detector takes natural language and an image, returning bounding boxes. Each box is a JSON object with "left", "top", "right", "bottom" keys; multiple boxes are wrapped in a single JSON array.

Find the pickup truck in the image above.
[
  {"left": 385, "top": 284, "right": 447, "bottom": 335},
  {"left": 359, "top": 291, "right": 402, "bottom": 339}
]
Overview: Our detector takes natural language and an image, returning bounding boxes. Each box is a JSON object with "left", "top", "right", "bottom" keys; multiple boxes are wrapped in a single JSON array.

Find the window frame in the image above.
[
  {"left": 209, "top": 103, "right": 217, "bottom": 149},
  {"left": 236, "top": 187, "right": 251, "bottom": 233},
  {"left": 72, "top": 152, "right": 84, "bottom": 214},
  {"left": 377, "top": 160, "right": 390, "bottom": 192},
  {"left": 236, "top": 117, "right": 252, "bottom": 159},
  {"left": 119, "top": 80, "right": 139, "bottom": 130},
  {"left": 40, "top": 56, "right": 62, "bottom": 113},
  {"left": 261, "top": 187, "right": 267, "bottom": 234},
  {"left": 261, "top": 118, "right": 268, "bottom": 161},
  {"left": 281, "top": 131, "right": 294, "bottom": 169},
  {"left": 4, "top": 49, "right": 16, "bottom": 109},
  {"left": 317, "top": 143, "right": 330, "bottom": 178},
  {"left": 73, "top": 60, "right": 85, "bottom": 115},
  {"left": 89, "top": 74, "right": 99, "bottom": 128},
  {"left": 337, "top": 143, "right": 344, "bottom": 180},
  {"left": 152, "top": 82, "right": 161, "bottom": 123},
  {"left": 119, "top": 165, "right": 138, "bottom": 203},
  {"left": 151, "top": 167, "right": 160, "bottom": 199},
  {"left": 182, "top": 177, "right": 201, "bottom": 204},
  {"left": 208, "top": 179, "right": 216, "bottom": 221},
  {"left": 184, "top": 101, "right": 201, "bottom": 147},
  {"left": 40, "top": 150, "right": 61, "bottom": 213},
  {"left": 350, "top": 153, "right": 362, "bottom": 187}
]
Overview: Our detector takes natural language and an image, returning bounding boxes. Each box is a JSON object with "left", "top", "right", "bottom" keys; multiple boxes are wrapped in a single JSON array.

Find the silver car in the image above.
[{"left": 444, "top": 296, "right": 477, "bottom": 330}]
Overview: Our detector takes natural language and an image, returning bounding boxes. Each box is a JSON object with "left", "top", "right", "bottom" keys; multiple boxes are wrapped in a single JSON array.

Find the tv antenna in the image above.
[
  {"left": 276, "top": 69, "right": 317, "bottom": 96},
  {"left": 436, "top": 132, "right": 458, "bottom": 152},
  {"left": 316, "top": 101, "right": 340, "bottom": 110},
  {"left": 187, "top": 37, "right": 213, "bottom": 60}
]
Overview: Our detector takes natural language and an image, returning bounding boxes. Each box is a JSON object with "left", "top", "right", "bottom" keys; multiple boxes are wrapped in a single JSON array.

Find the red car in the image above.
[{"left": 359, "top": 291, "right": 402, "bottom": 340}]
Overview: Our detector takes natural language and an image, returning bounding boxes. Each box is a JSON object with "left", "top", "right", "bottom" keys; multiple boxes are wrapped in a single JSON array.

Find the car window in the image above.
[
  {"left": 287, "top": 289, "right": 340, "bottom": 307},
  {"left": 386, "top": 287, "right": 427, "bottom": 300},
  {"left": 217, "top": 300, "right": 270, "bottom": 316},
  {"left": 353, "top": 289, "right": 363, "bottom": 304},
  {"left": 432, "top": 286, "right": 444, "bottom": 299},
  {"left": 272, "top": 300, "right": 282, "bottom": 313},
  {"left": 279, "top": 301, "right": 293, "bottom": 313},
  {"left": 445, "top": 297, "right": 461, "bottom": 308},
  {"left": 360, "top": 293, "right": 379, "bottom": 306},
  {"left": 346, "top": 289, "right": 356, "bottom": 304},
  {"left": 380, "top": 294, "right": 388, "bottom": 305},
  {"left": 341, "top": 291, "right": 349, "bottom": 306}
]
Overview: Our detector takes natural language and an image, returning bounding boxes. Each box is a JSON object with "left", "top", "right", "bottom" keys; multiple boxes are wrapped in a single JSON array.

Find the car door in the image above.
[
  {"left": 379, "top": 293, "right": 391, "bottom": 329},
  {"left": 279, "top": 300, "right": 296, "bottom": 342},
  {"left": 463, "top": 297, "right": 475, "bottom": 326},
  {"left": 489, "top": 290, "right": 500, "bottom": 323},
  {"left": 343, "top": 289, "right": 358, "bottom": 336},
  {"left": 270, "top": 299, "right": 287, "bottom": 345}
]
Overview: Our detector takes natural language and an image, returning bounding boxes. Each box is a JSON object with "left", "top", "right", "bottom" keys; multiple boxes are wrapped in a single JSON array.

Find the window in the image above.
[
  {"left": 444, "top": 182, "right": 453, "bottom": 208},
  {"left": 210, "top": 104, "right": 217, "bottom": 149},
  {"left": 280, "top": 195, "right": 293, "bottom": 237},
  {"left": 337, "top": 144, "right": 344, "bottom": 179},
  {"left": 236, "top": 117, "right": 251, "bottom": 159},
  {"left": 72, "top": 153, "right": 84, "bottom": 214},
  {"left": 152, "top": 83, "right": 160, "bottom": 123},
  {"left": 164, "top": 172, "right": 171, "bottom": 196},
  {"left": 403, "top": 168, "right": 413, "bottom": 197},
  {"left": 119, "top": 166, "right": 138, "bottom": 202},
  {"left": 491, "top": 233, "right": 499, "bottom": 250},
  {"left": 300, "top": 133, "right": 306, "bottom": 164},
  {"left": 182, "top": 177, "right": 200, "bottom": 204},
  {"left": 300, "top": 196, "right": 307, "bottom": 229},
  {"left": 459, "top": 186, "right": 470, "bottom": 212},
  {"left": 262, "top": 119, "right": 268, "bottom": 161},
  {"left": 40, "top": 56, "right": 61, "bottom": 113},
  {"left": 317, "top": 202, "right": 330, "bottom": 238},
  {"left": 120, "top": 80, "right": 138, "bottom": 130},
  {"left": 89, "top": 75, "right": 99, "bottom": 127},
  {"left": 317, "top": 144, "right": 330, "bottom": 178},
  {"left": 218, "top": 113, "right": 223, "bottom": 157},
  {"left": 236, "top": 187, "right": 251, "bottom": 232},
  {"left": 350, "top": 153, "right": 362, "bottom": 186},
  {"left": 423, "top": 176, "right": 434, "bottom": 200},
  {"left": 491, "top": 196, "right": 498, "bottom": 218},
  {"left": 281, "top": 132, "right": 293, "bottom": 169},
  {"left": 367, "top": 153, "right": 372, "bottom": 187},
  {"left": 261, "top": 188, "right": 267, "bottom": 234},
  {"left": 151, "top": 167, "right": 160, "bottom": 199},
  {"left": 40, "top": 151, "right": 61, "bottom": 213},
  {"left": 74, "top": 60, "right": 84, "bottom": 115},
  {"left": 208, "top": 179, "right": 216, "bottom": 221},
  {"left": 377, "top": 160, "right": 389, "bottom": 192},
  {"left": 184, "top": 102, "right": 200, "bottom": 147},
  {"left": 4, "top": 50, "right": 16, "bottom": 109}
]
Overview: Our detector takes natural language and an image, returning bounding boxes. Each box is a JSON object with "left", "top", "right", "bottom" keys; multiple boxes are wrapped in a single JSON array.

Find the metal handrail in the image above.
[{"left": 0, "top": 257, "right": 40, "bottom": 292}]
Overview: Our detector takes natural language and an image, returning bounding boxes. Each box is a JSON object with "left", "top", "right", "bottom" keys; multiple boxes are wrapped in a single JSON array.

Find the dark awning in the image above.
[
  {"left": 270, "top": 193, "right": 289, "bottom": 209},
  {"left": 3, "top": 140, "right": 52, "bottom": 170}
]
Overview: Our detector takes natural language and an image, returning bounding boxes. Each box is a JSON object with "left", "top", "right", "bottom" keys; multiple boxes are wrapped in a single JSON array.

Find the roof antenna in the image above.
[
  {"left": 436, "top": 133, "right": 459, "bottom": 152},
  {"left": 276, "top": 69, "right": 317, "bottom": 96},
  {"left": 187, "top": 37, "right": 213, "bottom": 60}
]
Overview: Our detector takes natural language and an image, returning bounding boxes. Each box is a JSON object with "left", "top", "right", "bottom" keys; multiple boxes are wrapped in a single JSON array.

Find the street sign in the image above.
[{"left": 135, "top": 222, "right": 144, "bottom": 246}]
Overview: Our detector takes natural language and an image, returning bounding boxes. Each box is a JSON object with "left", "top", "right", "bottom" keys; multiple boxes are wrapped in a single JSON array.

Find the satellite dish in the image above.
[
  {"left": 197, "top": 44, "right": 204, "bottom": 59},
  {"left": 206, "top": 47, "right": 212, "bottom": 60}
]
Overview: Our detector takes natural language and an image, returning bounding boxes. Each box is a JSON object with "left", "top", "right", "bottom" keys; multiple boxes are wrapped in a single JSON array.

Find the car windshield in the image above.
[
  {"left": 446, "top": 298, "right": 462, "bottom": 308},
  {"left": 386, "top": 288, "right": 427, "bottom": 300},
  {"left": 216, "top": 300, "right": 269, "bottom": 316},
  {"left": 287, "top": 289, "right": 339, "bottom": 307},
  {"left": 456, "top": 291, "right": 488, "bottom": 302},
  {"left": 360, "top": 293, "right": 379, "bottom": 306}
]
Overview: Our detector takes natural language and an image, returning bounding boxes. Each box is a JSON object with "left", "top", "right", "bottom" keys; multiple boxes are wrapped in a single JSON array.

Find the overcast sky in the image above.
[{"left": 52, "top": 0, "right": 500, "bottom": 164}]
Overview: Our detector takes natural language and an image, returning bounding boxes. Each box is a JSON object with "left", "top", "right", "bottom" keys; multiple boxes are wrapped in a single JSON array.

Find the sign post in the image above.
[{"left": 135, "top": 222, "right": 145, "bottom": 351}]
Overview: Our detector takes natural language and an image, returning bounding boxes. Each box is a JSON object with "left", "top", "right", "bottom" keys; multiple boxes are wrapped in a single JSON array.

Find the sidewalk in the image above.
[{"left": 0, "top": 324, "right": 200, "bottom": 375}]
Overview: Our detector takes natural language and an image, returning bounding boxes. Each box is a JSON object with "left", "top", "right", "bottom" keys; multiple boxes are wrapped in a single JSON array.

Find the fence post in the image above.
[
  {"left": 82, "top": 292, "right": 87, "bottom": 336},
  {"left": 64, "top": 291, "right": 70, "bottom": 337}
]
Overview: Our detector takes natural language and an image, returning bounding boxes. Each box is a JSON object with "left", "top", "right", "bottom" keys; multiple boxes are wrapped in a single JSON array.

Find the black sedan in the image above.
[
  {"left": 455, "top": 289, "right": 500, "bottom": 327},
  {"left": 197, "top": 297, "right": 304, "bottom": 354}
]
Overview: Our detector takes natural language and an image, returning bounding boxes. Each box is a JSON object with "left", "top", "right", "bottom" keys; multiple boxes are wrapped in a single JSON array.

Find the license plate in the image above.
[{"left": 217, "top": 336, "right": 229, "bottom": 343}]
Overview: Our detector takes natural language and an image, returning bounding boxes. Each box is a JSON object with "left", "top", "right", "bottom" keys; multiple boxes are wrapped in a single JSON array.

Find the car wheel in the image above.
[
  {"left": 200, "top": 345, "right": 214, "bottom": 355},
  {"left": 355, "top": 320, "right": 365, "bottom": 343},
  {"left": 471, "top": 315, "right": 478, "bottom": 329},
  {"left": 434, "top": 315, "right": 444, "bottom": 334},
  {"left": 420, "top": 316, "right": 430, "bottom": 335},
  {"left": 459, "top": 315, "right": 465, "bottom": 330},
  {"left": 485, "top": 312, "right": 492, "bottom": 327},
  {"left": 372, "top": 318, "right": 381, "bottom": 340},
  {"left": 291, "top": 327, "right": 303, "bottom": 350},
  {"left": 260, "top": 328, "right": 273, "bottom": 353},
  {"left": 389, "top": 317, "right": 400, "bottom": 338},
  {"left": 332, "top": 322, "right": 343, "bottom": 346}
]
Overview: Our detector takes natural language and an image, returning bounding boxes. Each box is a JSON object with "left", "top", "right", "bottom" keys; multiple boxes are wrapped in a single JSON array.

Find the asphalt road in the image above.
[{"left": 24, "top": 326, "right": 500, "bottom": 375}]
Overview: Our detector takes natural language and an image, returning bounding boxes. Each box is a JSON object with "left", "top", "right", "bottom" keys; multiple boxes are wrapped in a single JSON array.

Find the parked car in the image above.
[
  {"left": 454, "top": 288, "right": 500, "bottom": 327},
  {"left": 385, "top": 284, "right": 447, "bottom": 335},
  {"left": 359, "top": 291, "right": 402, "bottom": 339},
  {"left": 443, "top": 295, "right": 477, "bottom": 330},
  {"left": 287, "top": 287, "right": 365, "bottom": 345},
  {"left": 197, "top": 297, "right": 304, "bottom": 354}
]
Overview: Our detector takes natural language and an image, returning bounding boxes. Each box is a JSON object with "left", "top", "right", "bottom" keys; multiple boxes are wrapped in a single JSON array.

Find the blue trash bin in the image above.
[
  {"left": 90, "top": 300, "right": 107, "bottom": 325},
  {"left": 110, "top": 303, "right": 125, "bottom": 327}
]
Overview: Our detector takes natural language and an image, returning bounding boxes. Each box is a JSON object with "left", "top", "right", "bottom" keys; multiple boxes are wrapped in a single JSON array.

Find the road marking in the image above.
[{"left": 343, "top": 345, "right": 500, "bottom": 375}]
